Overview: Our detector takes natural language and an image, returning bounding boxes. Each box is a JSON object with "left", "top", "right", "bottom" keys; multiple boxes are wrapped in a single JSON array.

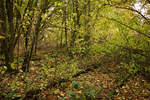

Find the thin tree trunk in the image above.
[
  {"left": 5, "top": 0, "right": 15, "bottom": 71},
  {"left": 22, "top": 12, "right": 42, "bottom": 72},
  {"left": 70, "top": 0, "right": 77, "bottom": 47},
  {"left": 60, "top": 20, "right": 63, "bottom": 48},
  {"left": 34, "top": 0, "right": 48, "bottom": 54},
  {"left": 63, "top": 1, "right": 69, "bottom": 49},
  {"left": 84, "top": 0, "right": 91, "bottom": 46},
  {"left": 0, "top": 0, "right": 7, "bottom": 60},
  {"left": 64, "top": 6, "right": 68, "bottom": 49}
]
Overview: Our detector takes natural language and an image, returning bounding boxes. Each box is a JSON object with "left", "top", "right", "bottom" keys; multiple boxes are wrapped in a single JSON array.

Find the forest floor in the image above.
[{"left": 0, "top": 49, "right": 150, "bottom": 100}]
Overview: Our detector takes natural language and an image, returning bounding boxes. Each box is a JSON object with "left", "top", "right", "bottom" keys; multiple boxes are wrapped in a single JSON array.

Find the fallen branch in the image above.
[{"left": 23, "top": 63, "right": 101, "bottom": 99}]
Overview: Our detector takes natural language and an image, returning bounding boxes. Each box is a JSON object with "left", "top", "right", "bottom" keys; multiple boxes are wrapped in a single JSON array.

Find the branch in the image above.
[
  {"left": 104, "top": 40, "right": 150, "bottom": 58},
  {"left": 100, "top": 15, "right": 150, "bottom": 39},
  {"left": 105, "top": 4, "right": 150, "bottom": 24}
]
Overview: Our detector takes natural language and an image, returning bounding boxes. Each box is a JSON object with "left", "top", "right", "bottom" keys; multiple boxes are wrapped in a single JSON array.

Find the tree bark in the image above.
[{"left": 0, "top": 0, "right": 7, "bottom": 58}]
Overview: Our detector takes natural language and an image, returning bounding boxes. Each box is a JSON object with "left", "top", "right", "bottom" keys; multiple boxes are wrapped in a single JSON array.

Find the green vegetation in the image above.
[{"left": 0, "top": 0, "right": 150, "bottom": 99}]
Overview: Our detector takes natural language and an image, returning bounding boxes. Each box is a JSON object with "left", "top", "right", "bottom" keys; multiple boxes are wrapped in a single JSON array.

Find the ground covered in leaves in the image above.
[{"left": 0, "top": 49, "right": 150, "bottom": 100}]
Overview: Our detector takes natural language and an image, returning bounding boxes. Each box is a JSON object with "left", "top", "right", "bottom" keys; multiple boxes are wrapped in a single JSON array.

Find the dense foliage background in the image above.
[{"left": 0, "top": 0, "right": 150, "bottom": 99}]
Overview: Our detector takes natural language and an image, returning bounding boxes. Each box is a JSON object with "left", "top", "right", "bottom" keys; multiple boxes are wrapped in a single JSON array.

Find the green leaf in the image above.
[
  {"left": 81, "top": 96, "right": 86, "bottom": 100},
  {"left": 72, "top": 81, "right": 79, "bottom": 89},
  {"left": 36, "top": 76, "right": 43, "bottom": 79},
  {"left": 72, "top": 13, "right": 77, "bottom": 17},
  {"left": 70, "top": 97, "right": 78, "bottom": 100},
  {"left": 50, "top": 68, "right": 55, "bottom": 72},
  {"left": 66, "top": 91, "right": 76, "bottom": 95},
  {"left": 1, "top": 71, "right": 5, "bottom": 74},
  {"left": 5, "top": 90, "right": 15, "bottom": 98},
  {"left": 61, "top": 82, "right": 66, "bottom": 87},
  {"left": 89, "top": 90, "right": 96, "bottom": 96},
  {"left": 10, "top": 82, "right": 16, "bottom": 89},
  {"left": 98, "top": 85, "right": 103, "bottom": 89},
  {"left": 54, "top": 89, "right": 60, "bottom": 94}
]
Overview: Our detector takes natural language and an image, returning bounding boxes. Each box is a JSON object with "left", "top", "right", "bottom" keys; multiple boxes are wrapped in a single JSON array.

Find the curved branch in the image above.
[
  {"left": 100, "top": 15, "right": 150, "bottom": 39},
  {"left": 105, "top": 4, "right": 150, "bottom": 24}
]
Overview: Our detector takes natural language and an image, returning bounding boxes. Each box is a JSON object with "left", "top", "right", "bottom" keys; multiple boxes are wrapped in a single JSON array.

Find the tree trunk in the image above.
[
  {"left": 84, "top": 0, "right": 91, "bottom": 46},
  {"left": 60, "top": 20, "right": 63, "bottom": 48},
  {"left": 0, "top": 0, "right": 7, "bottom": 63},
  {"left": 22, "top": 0, "right": 46, "bottom": 71},
  {"left": 64, "top": 2, "right": 68, "bottom": 49},
  {"left": 70, "top": 0, "right": 77, "bottom": 47},
  {"left": 5, "top": 0, "right": 15, "bottom": 72}
]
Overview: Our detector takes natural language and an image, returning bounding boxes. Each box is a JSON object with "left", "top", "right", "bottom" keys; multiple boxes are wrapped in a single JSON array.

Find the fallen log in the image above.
[{"left": 23, "top": 63, "right": 101, "bottom": 99}]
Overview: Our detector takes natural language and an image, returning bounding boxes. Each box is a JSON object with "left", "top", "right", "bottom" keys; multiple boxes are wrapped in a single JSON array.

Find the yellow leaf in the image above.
[
  {"left": 4, "top": 66, "right": 7, "bottom": 70},
  {"left": 77, "top": 90, "right": 82, "bottom": 94},
  {"left": 0, "top": 36, "right": 5, "bottom": 39},
  {"left": 11, "top": 63, "right": 15, "bottom": 69},
  {"left": 0, "top": 20, "right": 3, "bottom": 23}
]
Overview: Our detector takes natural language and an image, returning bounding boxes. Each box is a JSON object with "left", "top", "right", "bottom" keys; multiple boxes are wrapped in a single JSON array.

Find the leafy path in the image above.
[
  {"left": 27, "top": 62, "right": 150, "bottom": 100},
  {"left": 0, "top": 50, "right": 150, "bottom": 100}
]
